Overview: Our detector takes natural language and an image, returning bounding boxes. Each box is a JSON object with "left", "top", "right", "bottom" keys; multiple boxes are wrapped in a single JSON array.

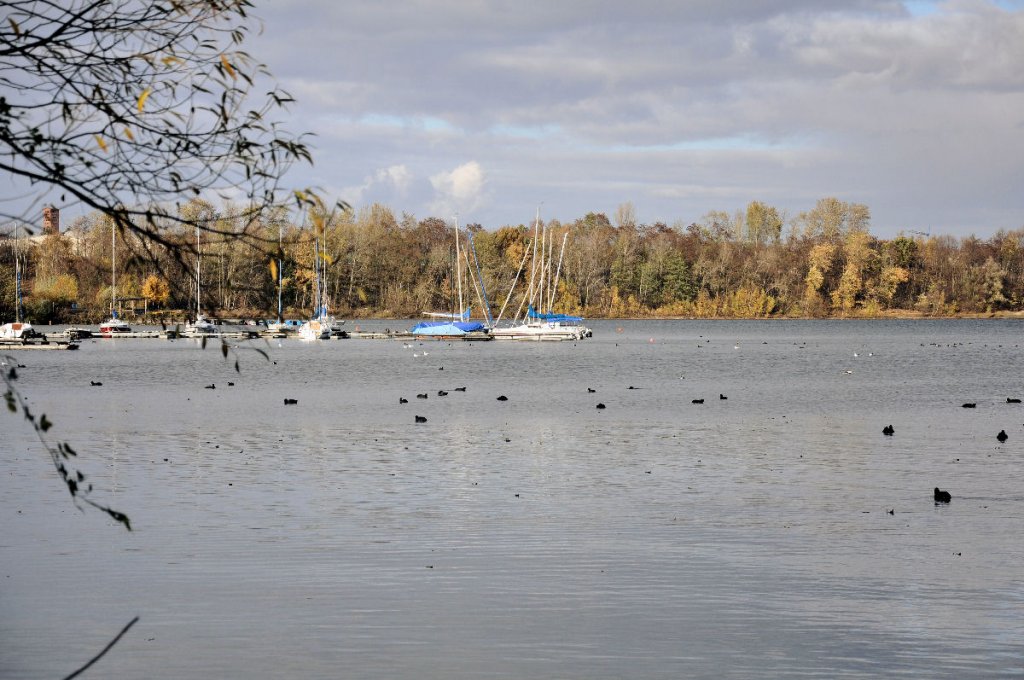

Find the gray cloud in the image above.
[{"left": 251, "top": 0, "right": 1024, "bottom": 236}]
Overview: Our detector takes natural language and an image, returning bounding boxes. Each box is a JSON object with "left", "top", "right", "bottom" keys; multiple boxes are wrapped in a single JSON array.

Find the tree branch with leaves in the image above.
[{"left": 1, "top": 0, "right": 317, "bottom": 250}]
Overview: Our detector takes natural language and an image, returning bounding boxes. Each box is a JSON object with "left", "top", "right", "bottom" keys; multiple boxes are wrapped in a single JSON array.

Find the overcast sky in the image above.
[{"left": 248, "top": 0, "right": 1024, "bottom": 238}]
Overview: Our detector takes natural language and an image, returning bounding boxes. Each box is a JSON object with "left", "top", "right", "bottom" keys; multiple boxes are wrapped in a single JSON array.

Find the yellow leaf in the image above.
[
  {"left": 220, "top": 54, "right": 236, "bottom": 79},
  {"left": 269, "top": 258, "right": 278, "bottom": 281},
  {"left": 95, "top": 135, "right": 108, "bottom": 152},
  {"left": 137, "top": 88, "right": 152, "bottom": 113},
  {"left": 8, "top": 17, "right": 20, "bottom": 36},
  {"left": 161, "top": 55, "right": 182, "bottom": 67},
  {"left": 123, "top": 127, "right": 134, "bottom": 141}
]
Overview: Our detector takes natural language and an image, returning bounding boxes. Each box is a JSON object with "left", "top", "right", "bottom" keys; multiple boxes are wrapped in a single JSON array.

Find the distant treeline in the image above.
[{"left": 2, "top": 197, "right": 1023, "bottom": 322}]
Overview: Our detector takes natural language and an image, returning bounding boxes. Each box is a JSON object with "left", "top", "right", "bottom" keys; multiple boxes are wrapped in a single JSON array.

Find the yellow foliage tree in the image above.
[
  {"left": 726, "top": 286, "right": 777, "bottom": 318},
  {"left": 832, "top": 230, "right": 874, "bottom": 313},
  {"left": 32, "top": 274, "right": 79, "bottom": 303},
  {"left": 141, "top": 274, "right": 171, "bottom": 307},
  {"left": 875, "top": 265, "right": 910, "bottom": 307},
  {"left": 803, "top": 243, "right": 836, "bottom": 314}
]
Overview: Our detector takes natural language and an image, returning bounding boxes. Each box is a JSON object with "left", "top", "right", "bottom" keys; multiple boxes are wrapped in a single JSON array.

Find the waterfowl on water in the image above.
[
  {"left": 997, "top": 429, "right": 1008, "bottom": 442},
  {"left": 934, "top": 487, "right": 952, "bottom": 503}
]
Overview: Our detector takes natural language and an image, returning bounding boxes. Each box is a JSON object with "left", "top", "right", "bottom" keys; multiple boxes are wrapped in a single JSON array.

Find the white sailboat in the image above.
[
  {"left": 184, "top": 225, "right": 217, "bottom": 337},
  {"left": 99, "top": 220, "right": 131, "bottom": 337},
  {"left": 298, "top": 226, "right": 333, "bottom": 341},
  {"left": 266, "top": 220, "right": 292, "bottom": 335},
  {"left": 1, "top": 223, "right": 37, "bottom": 343},
  {"left": 490, "top": 208, "right": 591, "bottom": 341}
]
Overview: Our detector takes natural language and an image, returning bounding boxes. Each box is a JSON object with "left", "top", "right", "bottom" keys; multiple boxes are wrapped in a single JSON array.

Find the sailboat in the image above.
[
  {"left": 265, "top": 220, "right": 291, "bottom": 334},
  {"left": 1, "top": 223, "right": 38, "bottom": 343},
  {"left": 99, "top": 220, "right": 131, "bottom": 337},
  {"left": 298, "top": 225, "right": 334, "bottom": 341},
  {"left": 184, "top": 225, "right": 217, "bottom": 337},
  {"left": 490, "top": 208, "right": 591, "bottom": 341},
  {"left": 409, "top": 216, "right": 488, "bottom": 339}
]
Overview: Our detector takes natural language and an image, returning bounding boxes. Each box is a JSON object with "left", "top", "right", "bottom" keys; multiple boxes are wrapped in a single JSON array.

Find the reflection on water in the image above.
[{"left": 2, "top": 320, "right": 1023, "bottom": 678}]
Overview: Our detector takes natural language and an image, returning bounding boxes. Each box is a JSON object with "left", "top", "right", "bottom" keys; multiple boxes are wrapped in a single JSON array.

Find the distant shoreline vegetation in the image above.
[{"left": 3, "top": 198, "right": 1023, "bottom": 323}]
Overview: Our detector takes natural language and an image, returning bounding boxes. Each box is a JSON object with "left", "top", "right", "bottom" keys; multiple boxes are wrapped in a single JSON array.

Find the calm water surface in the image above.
[{"left": 2, "top": 319, "right": 1023, "bottom": 678}]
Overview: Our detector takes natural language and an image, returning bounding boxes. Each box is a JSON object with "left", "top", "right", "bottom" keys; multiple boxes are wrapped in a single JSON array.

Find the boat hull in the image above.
[{"left": 490, "top": 322, "right": 590, "bottom": 341}]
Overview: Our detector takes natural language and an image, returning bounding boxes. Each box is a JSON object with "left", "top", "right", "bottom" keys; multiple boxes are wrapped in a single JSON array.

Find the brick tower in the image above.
[{"left": 42, "top": 205, "right": 60, "bottom": 235}]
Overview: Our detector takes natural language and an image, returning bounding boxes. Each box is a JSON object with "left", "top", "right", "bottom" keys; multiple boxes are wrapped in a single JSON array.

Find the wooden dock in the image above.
[{"left": 1, "top": 340, "right": 79, "bottom": 350}]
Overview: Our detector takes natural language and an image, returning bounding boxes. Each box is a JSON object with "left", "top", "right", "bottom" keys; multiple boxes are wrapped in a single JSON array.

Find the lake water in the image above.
[{"left": 2, "top": 319, "right": 1023, "bottom": 678}]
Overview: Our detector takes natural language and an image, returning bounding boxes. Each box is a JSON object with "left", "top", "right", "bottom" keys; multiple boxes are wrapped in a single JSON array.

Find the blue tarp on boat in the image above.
[
  {"left": 410, "top": 320, "right": 486, "bottom": 335},
  {"left": 526, "top": 305, "right": 582, "bottom": 323}
]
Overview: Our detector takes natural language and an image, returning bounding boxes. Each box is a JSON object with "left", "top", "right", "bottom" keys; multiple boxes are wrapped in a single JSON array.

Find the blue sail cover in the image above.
[
  {"left": 409, "top": 320, "right": 486, "bottom": 335},
  {"left": 526, "top": 305, "right": 582, "bottom": 323}
]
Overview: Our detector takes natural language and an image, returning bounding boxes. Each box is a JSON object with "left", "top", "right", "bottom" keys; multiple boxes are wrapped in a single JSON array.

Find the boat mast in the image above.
[
  {"left": 322, "top": 224, "right": 329, "bottom": 319},
  {"left": 14, "top": 223, "right": 21, "bottom": 323},
  {"left": 546, "top": 227, "right": 556, "bottom": 312},
  {"left": 454, "top": 214, "right": 464, "bottom": 319},
  {"left": 110, "top": 219, "right": 116, "bottom": 318},
  {"left": 312, "top": 229, "right": 320, "bottom": 319},
  {"left": 551, "top": 231, "right": 569, "bottom": 312},
  {"left": 468, "top": 233, "right": 495, "bottom": 328},
  {"left": 277, "top": 220, "right": 283, "bottom": 322},
  {"left": 524, "top": 207, "right": 541, "bottom": 320},
  {"left": 195, "top": 225, "right": 201, "bottom": 320}
]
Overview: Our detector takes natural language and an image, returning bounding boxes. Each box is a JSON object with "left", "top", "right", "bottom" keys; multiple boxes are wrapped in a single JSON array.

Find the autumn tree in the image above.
[
  {"left": 745, "top": 201, "right": 783, "bottom": 244},
  {"left": 141, "top": 273, "right": 171, "bottom": 310},
  {"left": 796, "top": 198, "right": 870, "bottom": 241}
]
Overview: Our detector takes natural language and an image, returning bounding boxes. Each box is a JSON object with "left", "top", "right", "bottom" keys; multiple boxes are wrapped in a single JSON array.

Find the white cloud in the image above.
[
  {"left": 341, "top": 164, "right": 413, "bottom": 207},
  {"left": 428, "top": 161, "right": 487, "bottom": 216}
]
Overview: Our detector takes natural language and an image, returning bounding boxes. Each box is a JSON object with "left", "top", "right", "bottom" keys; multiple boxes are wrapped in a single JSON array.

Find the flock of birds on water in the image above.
[{"left": 6, "top": 332, "right": 1018, "bottom": 512}]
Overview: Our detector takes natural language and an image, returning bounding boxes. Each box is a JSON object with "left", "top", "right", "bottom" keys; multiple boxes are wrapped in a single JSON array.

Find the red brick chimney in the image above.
[{"left": 42, "top": 205, "right": 60, "bottom": 235}]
